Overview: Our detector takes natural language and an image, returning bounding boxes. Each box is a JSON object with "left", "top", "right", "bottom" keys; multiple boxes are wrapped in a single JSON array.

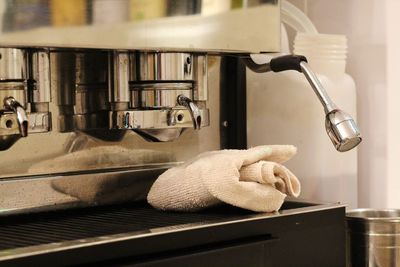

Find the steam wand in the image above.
[{"left": 242, "top": 55, "right": 362, "bottom": 152}]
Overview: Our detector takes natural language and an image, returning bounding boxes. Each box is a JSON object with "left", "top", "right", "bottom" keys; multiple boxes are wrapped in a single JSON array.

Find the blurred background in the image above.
[{"left": 0, "top": 0, "right": 273, "bottom": 31}]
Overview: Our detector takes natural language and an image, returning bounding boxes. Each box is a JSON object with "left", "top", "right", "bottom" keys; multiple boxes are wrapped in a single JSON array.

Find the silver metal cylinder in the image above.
[
  {"left": 129, "top": 52, "right": 208, "bottom": 110},
  {"left": 29, "top": 50, "right": 51, "bottom": 112},
  {"left": 75, "top": 52, "right": 109, "bottom": 114},
  {"left": 53, "top": 51, "right": 109, "bottom": 132},
  {"left": 347, "top": 209, "right": 400, "bottom": 267},
  {"left": 0, "top": 48, "right": 27, "bottom": 108},
  {"left": 130, "top": 52, "right": 194, "bottom": 81},
  {"left": 73, "top": 52, "right": 109, "bottom": 130},
  {"left": 53, "top": 52, "right": 76, "bottom": 108},
  {"left": 130, "top": 82, "right": 192, "bottom": 108},
  {"left": 0, "top": 48, "right": 27, "bottom": 80},
  {"left": 109, "top": 51, "right": 130, "bottom": 110},
  {"left": 55, "top": 51, "right": 109, "bottom": 108},
  {"left": 76, "top": 52, "right": 108, "bottom": 84}
]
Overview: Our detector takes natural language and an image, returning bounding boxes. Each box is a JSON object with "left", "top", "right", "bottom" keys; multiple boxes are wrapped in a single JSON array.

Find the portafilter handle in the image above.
[
  {"left": 177, "top": 95, "right": 202, "bottom": 130},
  {"left": 3, "top": 96, "right": 28, "bottom": 137}
]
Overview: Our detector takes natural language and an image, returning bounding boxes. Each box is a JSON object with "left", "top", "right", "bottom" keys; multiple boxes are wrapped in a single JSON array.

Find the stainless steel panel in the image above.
[
  {"left": 110, "top": 108, "right": 209, "bottom": 129},
  {"left": 131, "top": 52, "right": 194, "bottom": 81},
  {"left": 0, "top": 165, "right": 177, "bottom": 215},
  {"left": 0, "top": 55, "right": 222, "bottom": 213},
  {"left": 0, "top": 0, "right": 280, "bottom": 53},
  {"left": 193, "top": 54, "right": 208, "bottom": 101}
]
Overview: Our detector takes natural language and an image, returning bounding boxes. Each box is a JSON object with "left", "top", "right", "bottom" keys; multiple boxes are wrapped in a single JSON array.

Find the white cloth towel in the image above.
[{"left": 147, "top": 145, "right": 301, "bottom": 212}]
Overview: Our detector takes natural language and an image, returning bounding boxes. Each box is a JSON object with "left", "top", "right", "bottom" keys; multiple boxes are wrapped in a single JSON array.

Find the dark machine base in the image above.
[{"left": 0, "top": 201, "right": 345, "bottom": 267}]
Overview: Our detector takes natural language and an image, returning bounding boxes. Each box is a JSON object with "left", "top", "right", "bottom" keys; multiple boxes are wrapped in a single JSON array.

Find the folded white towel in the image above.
[{"left": 147, "top": 145, "right": 301, "bottom": 212}]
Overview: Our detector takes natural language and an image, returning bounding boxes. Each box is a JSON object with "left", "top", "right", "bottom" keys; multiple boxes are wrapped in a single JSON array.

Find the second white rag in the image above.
[{"left": 147, "top": 145, "right": 301, "bottom": 212}]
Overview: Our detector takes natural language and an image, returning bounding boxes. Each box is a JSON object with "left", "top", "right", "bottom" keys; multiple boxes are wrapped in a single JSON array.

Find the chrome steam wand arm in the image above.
[
  {"left": 299, "top": 62, "right": 338, "bottom": 114},
  {"left": 242, "top": 54, "right": 362, "bottom": 152},
  {"left": 3, "top": 97, "right": 28, "bottom": 137}
]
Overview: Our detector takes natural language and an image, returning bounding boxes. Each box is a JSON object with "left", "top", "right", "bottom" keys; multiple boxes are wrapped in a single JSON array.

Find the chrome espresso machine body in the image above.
[
  {"left": 0, "top": 49, "right": 208, "bottom": 141},
  {"left": 0, "top": 0, "right": 280, "bottom": 214},
  {"left": 0, "top": 49, "right": 217, "bottom": 212},
  {"left": 0, "top": 2, "right": 347, "bottom": 266}
]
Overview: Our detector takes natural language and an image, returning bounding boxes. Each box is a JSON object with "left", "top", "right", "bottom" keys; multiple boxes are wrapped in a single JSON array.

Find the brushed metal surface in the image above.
[
  {"left": 0, "top": 47, "right": 26, "bottom": 80},
  {"left": 0, "top": 1, "right": 280, "bottom": 53},
  {"left": 109, "top": 108, "right": 209, "bottom": 130},
  {"left": 347, "top": 209, "right": 400, "bottom": 267},
  {"left": 109, "top": 51, "right": 130, "bottom": 106},
  {"left": 130, "top": 83, "right": 192, "bottom": 108},
  {"left": 29, "top": 50, "right": 51, "bottom": 107},
  {"left": 0, "top": 55, "right": 222, "bottom": 214},
  {"left": 0, "top": 0, "right": 277, "bottom": 217},
  {"left": 0, "top": 164, "right": 177, "bottom": 215},
  {"left": 129, "top": 52, "right": 208, "bottom": 110},
  {"left": 130, "top": 52, "right": 194, "bottom": 81}
]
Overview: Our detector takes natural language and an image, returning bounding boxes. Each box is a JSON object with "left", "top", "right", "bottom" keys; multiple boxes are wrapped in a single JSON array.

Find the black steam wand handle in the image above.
[
  {"left": 242, "top": 54, "right": 337, "bottom": 113},
  {"left": 242, "top": 54, "right": 307, "bottom": 73}
]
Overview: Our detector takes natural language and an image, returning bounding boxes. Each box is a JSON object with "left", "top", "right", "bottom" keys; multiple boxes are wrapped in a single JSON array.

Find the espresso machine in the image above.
[{"left": 0, "top": 1, "right": 348, "bottom": 266}]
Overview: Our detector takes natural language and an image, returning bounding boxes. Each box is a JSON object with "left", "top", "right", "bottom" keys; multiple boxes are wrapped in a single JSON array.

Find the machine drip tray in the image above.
[
  {"left": 0, "top": 200, "right": 344, "bottom": 266},
  {"left": 0, "top": 202, "right": 253, "bottom": 250}
]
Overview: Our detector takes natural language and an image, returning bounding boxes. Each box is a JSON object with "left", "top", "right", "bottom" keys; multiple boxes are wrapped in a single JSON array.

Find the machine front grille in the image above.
[{"left": 0, "top": 202, "right": 253, "bottom": 250}]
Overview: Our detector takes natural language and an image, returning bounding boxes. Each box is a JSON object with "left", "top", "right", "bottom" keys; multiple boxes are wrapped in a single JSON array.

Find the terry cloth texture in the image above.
[{"left": 147, "top": 145, "right": 301, "bottom": 212}]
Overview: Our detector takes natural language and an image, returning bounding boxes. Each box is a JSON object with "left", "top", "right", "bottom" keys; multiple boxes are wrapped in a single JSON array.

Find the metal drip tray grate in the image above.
[{"left": 0, "top": 202, "right": 254, "bottom": 250}]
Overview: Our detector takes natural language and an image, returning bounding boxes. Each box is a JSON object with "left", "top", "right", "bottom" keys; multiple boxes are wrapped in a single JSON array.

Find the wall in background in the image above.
[
  {"left": 385, "top": 0, "right": 400, "bottom": 208},
  {"left": 285, "top": 0, "right": 399, "bottom": 208}
]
